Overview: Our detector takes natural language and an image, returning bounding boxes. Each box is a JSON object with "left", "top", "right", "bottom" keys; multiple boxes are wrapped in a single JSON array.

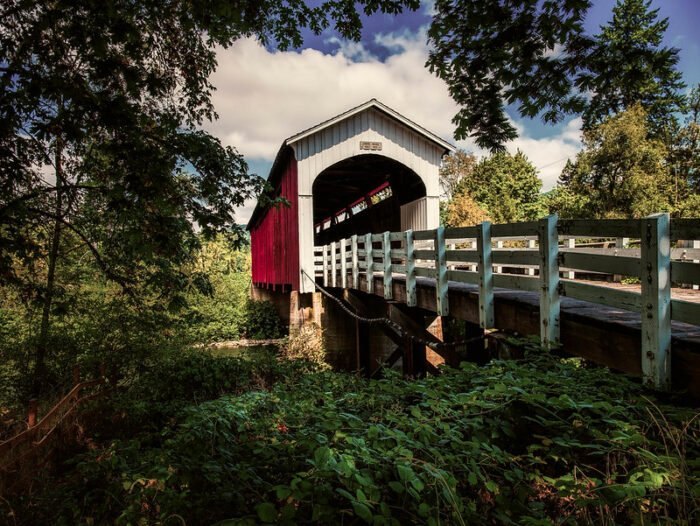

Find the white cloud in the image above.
[
  {"left": 206, "top": 31, "right": 582, "bottom": 222},
  {"left": 507, "top": 117, "right": 583, "bottom": 190}
]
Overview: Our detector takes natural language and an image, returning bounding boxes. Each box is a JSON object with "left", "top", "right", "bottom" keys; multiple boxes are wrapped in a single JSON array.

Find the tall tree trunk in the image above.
[{"left": 33, "top": 139, "right": 63, "bottom": 395}]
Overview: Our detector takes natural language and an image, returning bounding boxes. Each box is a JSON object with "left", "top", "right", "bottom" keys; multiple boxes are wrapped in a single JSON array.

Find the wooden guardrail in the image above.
[
  {"left": 0, "top": 365, "right": 108, "bottom": 473},
  {"left": 313, "top": 214, "right": 700, "bottom": 390}
]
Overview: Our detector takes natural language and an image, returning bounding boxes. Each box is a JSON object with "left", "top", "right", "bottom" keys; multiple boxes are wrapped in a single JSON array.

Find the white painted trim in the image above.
[{"left": 286, "top": 99, "right": 455, "bottom": 153}]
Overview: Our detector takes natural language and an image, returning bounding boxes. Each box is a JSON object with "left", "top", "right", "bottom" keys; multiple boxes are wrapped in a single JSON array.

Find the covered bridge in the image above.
[{"left": 247, "top": 99, "right": 455, "bottom": 294}]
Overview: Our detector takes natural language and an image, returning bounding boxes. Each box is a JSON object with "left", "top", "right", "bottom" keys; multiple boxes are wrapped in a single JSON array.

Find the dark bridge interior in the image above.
[{"left": 313, "top": 154, "right": 425, "bottom": 246}]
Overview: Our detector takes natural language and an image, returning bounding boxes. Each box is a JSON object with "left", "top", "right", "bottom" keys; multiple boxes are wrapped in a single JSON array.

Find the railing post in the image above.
[
  {"left": 365, "top": 233, "right": 374, "bottom": 294},
  {"left": 351, "top": 235, "right": 359, "bottom": 289},
  {"left": 340, "top": 238, "right": 347, "bottom": 288},
  {"left": 404, "top": 230, "right": 416, "bottom": 307},
  {"left": 323, "top": 244, "right": 329, "bottom": 287},
  {"left": 476, "top": 222, "right": 494, "bottom": 329},
  {"left": 383, "top": 231, "right": 393, "bottom": 300},
  {"left": 538, "top": 214, "right": 560, "bottom": 349},
  {"left": 641, "top": 213, "right": 671, "bottom": 390},
  {"left": 330, "top": 241, "right": 337, "bottom": 288},
  {"left": 434, "top": 226, "right": 448, "bottom": 316}
]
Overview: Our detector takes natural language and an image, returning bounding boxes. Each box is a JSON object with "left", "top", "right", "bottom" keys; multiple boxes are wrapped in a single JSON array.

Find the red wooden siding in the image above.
[{"left": 250, "top": 156, "right": 299, "bottom": 290}]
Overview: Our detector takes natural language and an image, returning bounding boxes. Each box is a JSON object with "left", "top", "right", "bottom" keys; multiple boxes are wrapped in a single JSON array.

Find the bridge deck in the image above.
[{"left": 353, "top": 274, "right": 700, "bottom": 397}]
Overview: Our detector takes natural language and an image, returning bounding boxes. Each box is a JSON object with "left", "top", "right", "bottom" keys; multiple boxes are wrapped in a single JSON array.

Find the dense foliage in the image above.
[
  {"left": 445, "top": 150, "right": 543, "bottom": 226},
  {"left": 558, "top": 105, "right": 672, "bottom": 219},
  {"left": 580, "top": 0, "right": 684, "bottom": 134},
  {"left": 16, "top": 347, "right": 699, "bottom": 525},
  {"left": 0, "top": 238, "right": 281, "bottom": 413}
]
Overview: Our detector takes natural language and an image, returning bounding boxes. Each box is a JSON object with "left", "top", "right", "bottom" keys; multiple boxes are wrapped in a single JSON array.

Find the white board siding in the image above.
[
  {"left": 293, "top": 107, "right": 445, "bottom": 293},
  {"left": 400, "top": 197, "right": 440, "bottom": 232}
]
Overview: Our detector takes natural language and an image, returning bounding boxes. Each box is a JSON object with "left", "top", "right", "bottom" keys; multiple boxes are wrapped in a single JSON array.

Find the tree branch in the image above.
[{"left": 26, "top": 206, "right": 140, "bottom": 303}]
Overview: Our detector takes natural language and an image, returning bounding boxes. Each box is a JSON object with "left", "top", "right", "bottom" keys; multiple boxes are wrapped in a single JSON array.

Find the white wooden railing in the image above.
[{"left": 314, "top": 214, "right": 700, "bottom": 390}]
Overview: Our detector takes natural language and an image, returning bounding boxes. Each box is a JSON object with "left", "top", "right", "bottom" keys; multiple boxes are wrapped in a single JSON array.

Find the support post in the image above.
[
  {"left": 365, "top": 233, "right": 374, "bottom": 294},
  {"left": 404, "top": 230, "right": 416, "bottom": 307},
  {"left": 434, "top": 226, "right": 448, "bottom": 316},
  {"left": 340, "top": 238, "right": 347, "bottom": 288},
  {"left": 330, "top": 241, "right": 337, "bottom": 288},
  {"left": 476, "top": 222, "right": 494, "bottom": 329},
  {"left": 351, "top": 235, "right": 359, "bottom": 290},
  {"left": 383, "top": 231, "right": 393, "bottom": 299},
  {"left": 641, "top": 213, "right": 671, "bottom": 390},
  {"left": 323, "top": 244, "right": 329, "bottom": 287},
  {"left": 538, "top": 215, "right": 560, "bottom": 349}
]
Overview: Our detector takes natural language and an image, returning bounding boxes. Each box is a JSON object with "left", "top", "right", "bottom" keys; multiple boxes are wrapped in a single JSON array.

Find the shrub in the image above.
[
  {"left": 281, "top": 323, "right": 327, "bottom": 366},
  {"left": 33, "top": 347, "right": 700, "bottom": 525},
  {"left": 244, "top": 300, "right": 284, "bottom": 339}
]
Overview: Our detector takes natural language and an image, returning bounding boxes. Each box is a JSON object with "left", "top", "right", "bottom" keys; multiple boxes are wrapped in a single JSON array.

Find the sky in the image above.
[{"left": 203, "top": 0, "right": 700, "bottom": 224}]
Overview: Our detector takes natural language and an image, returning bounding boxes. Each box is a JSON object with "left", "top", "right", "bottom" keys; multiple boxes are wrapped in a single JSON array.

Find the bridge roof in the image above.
[
  {"left": 285, "top": 98, "right": 455, "bottom": 152},
  {"left": 247, "top": 99, "right": 454, "bottom": 230}
]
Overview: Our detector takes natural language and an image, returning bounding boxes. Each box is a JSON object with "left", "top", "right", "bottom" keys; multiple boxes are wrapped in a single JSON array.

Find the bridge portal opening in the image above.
[{"left": 312, "top": 154, "right": 426, "bottom": 246}]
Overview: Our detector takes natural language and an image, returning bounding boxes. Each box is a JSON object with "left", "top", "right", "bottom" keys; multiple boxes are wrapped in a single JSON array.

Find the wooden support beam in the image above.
[
  {"left": 538, "top": 215, "right": 560, "bottom": 349},
  {"left": 343, "top": 290, "right": 372, "bottom": 377},
  {"left": 641, "top": 213, "right": 671, "bottom": 390},
  {"left": 464, "top": 321, "right": 488, "bottom": 365},
  {"left": 371, "top": 347, "right": 403, "bottom": 378},
  {"left": 388, "top": 304, "right": 445, "bottom": 363}
]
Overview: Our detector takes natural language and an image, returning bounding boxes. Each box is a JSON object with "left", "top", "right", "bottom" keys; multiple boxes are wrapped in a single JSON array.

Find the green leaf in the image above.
[
  {"left": 255, "top": 502, "right": 277, "bottom": 523},
  {"left": 352, "top": 501, "right": 373, "bottom": 523},
  {"left": 388, "top": 481, "right": 404, "bottom": 494}
]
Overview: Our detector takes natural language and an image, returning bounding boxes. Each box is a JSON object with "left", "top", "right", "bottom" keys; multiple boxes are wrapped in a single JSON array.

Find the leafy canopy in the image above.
[
  {"left": 558, "top": 104, "right": 672, "bottom": 219},
  {"left": 0, "top": 0, "right": 420, "bottom": 292},
  {"left": 426, "top": 0, "right": 684, "bottom": 150},
  {"left": 580, "top": 0, "right": 685, "bottom": 134},
  {"left": 451, "top": 150, "right": 543, "bottom": 224}
]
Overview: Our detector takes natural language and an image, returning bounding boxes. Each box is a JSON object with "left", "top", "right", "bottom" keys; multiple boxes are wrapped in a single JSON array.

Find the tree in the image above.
[
  {"left": 541, "top": 183, "right": 590, "bottom": 219},
  {"left": 0, "top": 0, "right": 420, "bottom": 391},
  {"left": 439, "top": 149, "right": 477, "bottom": 201},
  {"left": 558, "top": 104, "right": 672, "bottom": 218},
  {"left": 669, "top": 85, "right": 700, "bottom": 198},
  {"left": 427, "top": 0, "right": 594, "bottom": 150},
  {"left": 580, "top": 0, "right": 685, "bottom": 134},
  {"left": 443, "top": 194, "right": 490, "bottom": 228},
  {"left": 452, "top": 150, "right": 543, "bottom": 224},
  {"left": 426, "top": 0, "right": 685, "bottom": 150}
]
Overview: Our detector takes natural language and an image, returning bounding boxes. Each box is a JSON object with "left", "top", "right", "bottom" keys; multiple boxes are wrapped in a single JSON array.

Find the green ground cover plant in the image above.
[{"left": 17, "top": 346, "right": 699, "bottom": 526}]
